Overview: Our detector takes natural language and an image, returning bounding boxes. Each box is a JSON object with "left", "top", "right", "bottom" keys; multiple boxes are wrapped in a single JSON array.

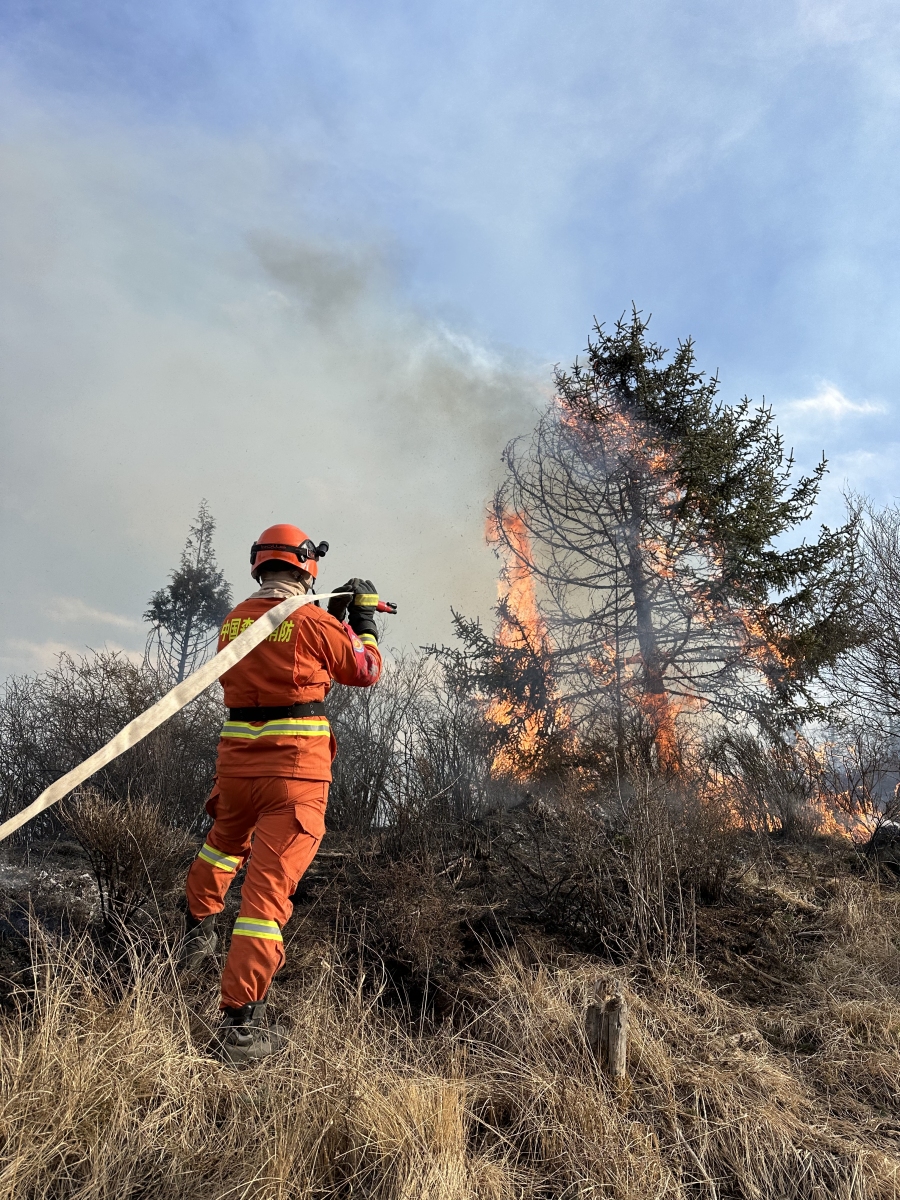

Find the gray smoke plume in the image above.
[{"left": 0, "top": 96, "right": 544, "bottom": 675}]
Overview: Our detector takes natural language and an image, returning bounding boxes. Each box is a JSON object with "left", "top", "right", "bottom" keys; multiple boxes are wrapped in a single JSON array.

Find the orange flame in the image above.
[
  {"left": 812, "top": 797, "right": 874, "bottom": 842},
  {"left": 484, "top": 511, "right": 570, "bottom": 777},
  {"left": 487, "top": 511, "right": 547, "bottom": 653}
]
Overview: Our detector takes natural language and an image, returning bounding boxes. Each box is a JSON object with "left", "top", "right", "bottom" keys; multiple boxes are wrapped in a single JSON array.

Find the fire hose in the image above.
[{"left": 0, "top": 590, "right": 395, "bottom": 843}]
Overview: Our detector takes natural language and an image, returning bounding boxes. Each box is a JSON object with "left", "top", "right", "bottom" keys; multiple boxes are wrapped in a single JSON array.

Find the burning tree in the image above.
[
  {"left": 459, "top": 311, "right": 864, "bottom": 772},
  {"left": 145, "top": 501, "right": 232, "bottom": 684},
  {"left": 442, "top": 514, "right": 571, "bottom": 779}
]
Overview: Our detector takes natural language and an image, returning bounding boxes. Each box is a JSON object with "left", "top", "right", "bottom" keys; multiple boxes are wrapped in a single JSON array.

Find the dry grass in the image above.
[{"left": 3, "top": 869, "right": 900, "bottom": 1200}]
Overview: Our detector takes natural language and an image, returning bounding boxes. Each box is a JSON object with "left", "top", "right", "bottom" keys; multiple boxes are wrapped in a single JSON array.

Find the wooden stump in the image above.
[
  {"left": 585, "top": 999, "right": 604, "bottom": 1058},
  {"left": 586, "top": 987, "right": 629, "bottom": 1079},
  {"left": 602, "top": 994, "right": 629, "bottom": 1079}
]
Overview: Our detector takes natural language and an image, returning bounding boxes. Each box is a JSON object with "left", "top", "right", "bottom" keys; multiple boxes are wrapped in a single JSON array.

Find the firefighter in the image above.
[{"left": 178, "top": 523, "right": 382, "bottom": 1064}]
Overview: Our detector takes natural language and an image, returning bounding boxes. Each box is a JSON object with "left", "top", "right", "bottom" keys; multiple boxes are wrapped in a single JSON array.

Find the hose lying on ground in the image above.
[{"left": 0, "top": 591, "right": 348, "bottom": 843}]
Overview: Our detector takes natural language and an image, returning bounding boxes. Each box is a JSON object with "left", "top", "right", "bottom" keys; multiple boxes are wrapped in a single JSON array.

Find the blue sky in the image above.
[{"left": 1, "top": 0, "right": 899, "bottom": 672}]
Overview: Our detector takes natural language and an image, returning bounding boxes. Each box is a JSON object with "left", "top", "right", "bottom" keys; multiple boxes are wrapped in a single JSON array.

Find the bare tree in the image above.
[
  {"left": 830, "top": 496, "right": 900, "bottom": 728},
  {"left": 327, "top": 653, "right": 507, "bottom": 853},
  {"left": 145, "top": 501, "right": 232, "bottom": 684}
]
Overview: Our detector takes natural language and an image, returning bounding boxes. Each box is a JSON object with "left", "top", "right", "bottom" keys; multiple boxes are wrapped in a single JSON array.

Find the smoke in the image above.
[{"left": 0, "top": 87, "right": 543, "bottom": 676}]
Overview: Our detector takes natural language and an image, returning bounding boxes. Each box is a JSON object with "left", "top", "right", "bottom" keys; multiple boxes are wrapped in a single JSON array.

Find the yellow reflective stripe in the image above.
[
  {"left": 358, "top": 633, "right": 378, "bottom": 647},
  {"left": 197, "top": 842, "right": 242, "bottom": 872},
  {"left": 354, "top": 593, "right": 378, "bottom": 607},
  {"left": 232, "top": 917, "right": 282, "bottom": 941},
  {"left": 220, "top": 718, "right": 330, "bottom": 740}
]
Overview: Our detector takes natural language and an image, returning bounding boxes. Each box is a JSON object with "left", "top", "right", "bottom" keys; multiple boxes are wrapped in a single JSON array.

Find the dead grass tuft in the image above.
[{"left": 2, "top": 898, "right": 900, "bottom": 1199}]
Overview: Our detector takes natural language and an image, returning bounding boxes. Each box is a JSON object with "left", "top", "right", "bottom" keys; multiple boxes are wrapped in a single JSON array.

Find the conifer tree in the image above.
[
  {"left": 145, "top": 501, "right": 232, "bottom": 683},
  {"left": 454, "top": 310, "right": 865, "bottom": 768}
]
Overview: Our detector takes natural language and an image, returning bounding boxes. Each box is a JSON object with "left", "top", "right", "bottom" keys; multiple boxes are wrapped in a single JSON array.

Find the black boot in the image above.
[
  {"left": 178, "top": 912, "right": 218, "bottom": 972},
  {"left": 212, "top": 1001, "right": 287, "bottom": 1065}
]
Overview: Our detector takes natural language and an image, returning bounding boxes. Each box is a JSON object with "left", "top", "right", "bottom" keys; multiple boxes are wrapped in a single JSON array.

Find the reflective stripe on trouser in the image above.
[
  {"left": 184, "top": 776, "right": 327, "bottom": 1009},
  {"left": 197, "top": 842, "right": 242, "bottom": 872},
  {"left": 232, "top": 916, "right": 282, "bottom": 940}
]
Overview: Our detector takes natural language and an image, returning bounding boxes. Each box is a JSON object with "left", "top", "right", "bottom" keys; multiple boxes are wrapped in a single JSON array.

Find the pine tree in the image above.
[
  {"left": 145, "top": 501, "right": 233, "bottom": 683},
  {"left": 456, "top": 310, "right": 865, "bottom": 769}
]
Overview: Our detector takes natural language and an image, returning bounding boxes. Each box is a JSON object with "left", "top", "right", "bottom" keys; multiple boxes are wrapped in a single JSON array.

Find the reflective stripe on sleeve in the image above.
[
  {"left": 358, "top": 632, "right": 377, "bottom": 647},
  {"left": 197, "top": 843, "right": 243, "bottom": 872},
  {"left": 343, "top": 621, "right": 380, "bottom": 686},
  {"left": 220, "top": 717, "right": 330, "bottom": 740},
  {"left": 354, "top": 594, "right": 378, "bottom": 607},
  {"left": 232, "top": 916, "right": 283, "bottom": 941}
]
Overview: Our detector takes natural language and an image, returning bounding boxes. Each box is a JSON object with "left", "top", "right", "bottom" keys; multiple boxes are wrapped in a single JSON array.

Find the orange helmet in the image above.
[{"left": 249, "top": 523, "right": 329, "bottom": 580}]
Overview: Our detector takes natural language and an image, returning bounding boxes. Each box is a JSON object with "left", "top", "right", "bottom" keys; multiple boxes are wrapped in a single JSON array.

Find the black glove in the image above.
[
  {"left": 327, "top": 581, "right": 355, "bottom": 624},
  {"left": 328, "top": 578, "right": 379, "bottom": 643}
]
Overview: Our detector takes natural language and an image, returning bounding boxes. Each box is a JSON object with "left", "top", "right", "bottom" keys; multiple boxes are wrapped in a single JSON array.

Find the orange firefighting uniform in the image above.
[{"left": 185, "top": 595, "right": 381, "bottom": 1008}]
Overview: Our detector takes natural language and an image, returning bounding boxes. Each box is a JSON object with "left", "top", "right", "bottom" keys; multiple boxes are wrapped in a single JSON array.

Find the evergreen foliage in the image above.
[
  {"left": 144, "top": 501, "right": 232, "bottom": 683},
  {"left": 556, "top": 309, "right": 865, "bottom": 705}
]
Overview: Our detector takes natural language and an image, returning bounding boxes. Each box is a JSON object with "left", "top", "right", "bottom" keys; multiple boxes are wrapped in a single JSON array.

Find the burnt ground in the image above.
[
  {"left": 0, "top": 818, "right": 881, "bottom": 1022},
  {"left": 286, "top": 826, "right": 878, "bottom": 1020},
  {"left": 0, "top": 838, "right": 100, "bottom": 1000}
]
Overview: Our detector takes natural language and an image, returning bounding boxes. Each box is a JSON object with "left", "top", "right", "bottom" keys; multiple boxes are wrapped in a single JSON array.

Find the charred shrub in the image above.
[
  {"left": 62, "top": 790, "right": 194, "bottom": 927},
  {"left": 713, "top": 731, "right": 823, "bottom": 840},
  {"left": 499, "top": 778, "right": 737, "bottom": 962},
  {"left": 323, "top": 849, "right": 482, "bottom": 1011},
  {"left": 669, "top": 782, "right": 740, "bottom": 903}
]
